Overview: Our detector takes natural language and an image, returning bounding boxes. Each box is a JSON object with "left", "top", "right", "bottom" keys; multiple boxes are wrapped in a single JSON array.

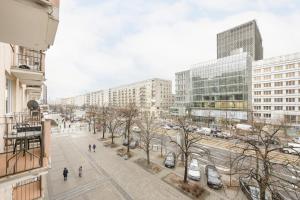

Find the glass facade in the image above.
[{"left": 191, "top": 52, "right": 252, "bottom": 111}]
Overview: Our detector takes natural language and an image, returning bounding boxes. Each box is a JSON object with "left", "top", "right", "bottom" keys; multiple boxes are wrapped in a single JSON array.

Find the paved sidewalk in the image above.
[{"left": 47, "top": 131, "right": 190, "bottom": 200}]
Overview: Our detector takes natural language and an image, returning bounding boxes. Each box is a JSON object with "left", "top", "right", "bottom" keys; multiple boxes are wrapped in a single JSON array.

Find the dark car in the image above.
[
  {"left": 122, "top": 139, "right": 129, "bottom": 146},
  {"left": 129, "top": 140, "right": 139, "bottom": 149},
  {"left": 205, "top": 165, "right": 223, "bottom": 189},
  {"left": 211, "top": 129, "right": 221, "bottom": 137},
  {"left": 164, "top": 152, "right": 176, "bottom": 168},
  {"left": 239, "top": 178, "right": 272, "bottom": 200}
]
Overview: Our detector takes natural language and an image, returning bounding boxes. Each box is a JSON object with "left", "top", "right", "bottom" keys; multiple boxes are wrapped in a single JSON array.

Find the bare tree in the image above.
[
  {"left": 86, "top": 105, "right": 98, "bottom": 134},
  {"left": 120, "top": 103, "right": 138, "bottom": 154},
  {"left": 136, "top": 111, "right": 158, "bottom": 165},
  {"left": 107, "top": 108, "right": 123, "bottom": 144},
  {"left": 232, "top": 121, "right": 300, "bottom": 200},
  {"left": 98, "top": 104, "right": 109, "bottom": 138},
  {"left": 65, "top": 104, "right": 76, "bottom": 121},
  {"left": 169, "top": 116, "right": 203, "bottom": 183}
]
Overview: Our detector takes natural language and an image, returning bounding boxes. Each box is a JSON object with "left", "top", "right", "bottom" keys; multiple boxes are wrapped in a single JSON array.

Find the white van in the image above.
[{"left": 282, "top": 143, "right": 300, "bottom": 154}]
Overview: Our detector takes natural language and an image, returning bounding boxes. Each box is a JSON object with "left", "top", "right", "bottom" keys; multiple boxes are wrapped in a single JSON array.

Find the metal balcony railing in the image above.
[
  {"left": 0, "top": 113, "right": 44, "bottom": 178},
  {"left": 12, "top": 176, "right": 42, "bottom": 200},
  {"left": 14, "top": 51, "right": 42, "bottom": 71}
]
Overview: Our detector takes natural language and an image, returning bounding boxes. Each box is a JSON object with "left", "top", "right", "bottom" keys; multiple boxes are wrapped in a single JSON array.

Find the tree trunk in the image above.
[
  {"left": 183, "top": 153, "right": 188, "bottom": 183},
  {"left": 259, "top": 183, "right": 267, "bottom": 200},
  {"left": 102, "top": 123, "right": 106, "bottom": 138},
  {"left": 111, "top": 130, "right": 114, "bottom": 144},
  {"left": 127, "top": 122, "right": 131, "bottom": 153},
  {"left": 93, "top": 117, "right": 96, "bottom": 134},
  {"left": 146, "top": 144, "right": 150, "bottom": 165}
]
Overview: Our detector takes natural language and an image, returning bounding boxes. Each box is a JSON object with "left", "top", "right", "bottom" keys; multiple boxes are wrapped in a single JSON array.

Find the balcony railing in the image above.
[
  {"left": 0, "top": 113, "right": 46, "bottom": 178},
  {"left": 15, "top": 52, "right": 42, "bottom": 71},
  {"left": 12, "top": 176, "right": 42, "bottom": 200}
]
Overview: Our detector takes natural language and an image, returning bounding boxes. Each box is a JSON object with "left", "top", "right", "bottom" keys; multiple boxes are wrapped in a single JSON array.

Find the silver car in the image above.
[{"left": 188, "top": 159, "right": 201, "bottom": 181}]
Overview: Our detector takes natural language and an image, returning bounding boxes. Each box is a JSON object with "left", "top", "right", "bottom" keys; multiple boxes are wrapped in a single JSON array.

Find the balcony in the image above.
[
  {"left": 0, "top": 0, "right": 59, "bottom": 50},
  {"left": 0, "top": 114, "right": 51, "bottom": 178},
  {"left": 12, "top": 176, "right": 42, "bottom": 200},
  {"left": 10, "top": 51, "right": 44, "bottom": 86}
]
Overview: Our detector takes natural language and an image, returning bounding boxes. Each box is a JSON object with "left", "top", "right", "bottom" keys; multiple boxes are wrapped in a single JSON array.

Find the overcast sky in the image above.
[{"left": 46, "top": 0, "right": 300, "bottom": 100}]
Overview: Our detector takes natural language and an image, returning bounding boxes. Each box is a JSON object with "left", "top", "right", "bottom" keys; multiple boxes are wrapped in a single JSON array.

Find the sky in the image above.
[{"left": 46, "top": 0, "right": 300, "bottom": 100}]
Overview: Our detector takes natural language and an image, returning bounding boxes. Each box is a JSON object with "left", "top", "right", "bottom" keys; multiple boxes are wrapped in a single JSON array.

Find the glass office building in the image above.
[{"left": 174, "top": 52, "right": 252, "bottom": 121}]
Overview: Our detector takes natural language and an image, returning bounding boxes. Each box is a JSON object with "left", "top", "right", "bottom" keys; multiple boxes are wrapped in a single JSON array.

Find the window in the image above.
[
  {"left": 286, "top": 89, "right": 295, "bottom": 94},
  {"left": 254, "top": 106, "right": 261, "bottom": 110},
  {"left": 263, "top": 106, "right": 271, "bottom": 110},
  {"left": 286, "top": 64, "right": 295, "bottom": 69},
  {"left": 299, "top": 80, "right": 300, "bottom": 85},
  {"left": 286, "top": 72, "right": 295, "bottom": 77},
  {"left": 286, "top": 81, "right": 295, "bottom": 86},
  {"left": 263, "top": 83, "right": 271, "bottom": 87},
  {"left": 286, "top": 98, "right": 295, "bottom": 102},
  {"left": 254, "top": 84, "right": 261, "bottom": 88},
  {"left": 274, "top": 74, "right": 283, "bottom": 79},
  {"left": 254, "top": 76, "right": 261, "bottom": 81},
  {"left": 274, "top": 98, "right": 283, "bottom": 102},
  {"left": 263, "top": 67, "right": 271, "bottom": 72},
  {"left": 254, "top": 113, "right": 261, "bottom": 117},
  {"left": 274, "top": 82, "right": 283, "bottom": 86},
  {"left": 5, "top": 79, "right": 12, "bottom": 114},
  {"left": 284, "top": 115, "right": 297, "bottom": 123},
  {"left": 263, "top": 98, "right": 271, "bottom": 102},
  {"left": 254, "top": 69, "right": 261, "bottom": 74},
  {"left": 263, "top": 91, "right": 271, "bottom": 95},
  {"left": 264, "top": 113, "right": 271, "bottom": 118},
  {"left": 275, "top": 106, "right": 283, "bottom": 110},
  {"left": 286, "top": 106, "right": 295, "bottom": 111},
  {"left": 264, "top": 75, "right": 271, "bottom": 80},
  {"left": 274, "top": 90, "right": 283, "bottom": 94},
  {"left": 254, "top": 98, "right": 261, "bottom": 102},
  {"left": 274, "top": 66, "right": 283, "bottom": 70},
  {"left": 254, "top": 91, "right": 261, "bottom": 95}
]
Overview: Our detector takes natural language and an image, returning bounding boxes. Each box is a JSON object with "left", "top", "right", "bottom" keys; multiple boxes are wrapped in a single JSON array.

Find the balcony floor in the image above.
[{"left": 0, "top": 148, "right": 41, "bottom": 177}]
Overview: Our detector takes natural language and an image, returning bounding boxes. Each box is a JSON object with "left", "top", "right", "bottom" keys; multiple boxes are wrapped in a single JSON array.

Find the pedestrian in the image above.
[
  {"left": 88, "top": 144, "right": 91, "bottom": 152},
  {"left": 93, "top": 144, "right": 96, "bottom": 152},
  {"left": 79, "top": 166, "right": 82, "bottom": 177},
  {"left": 63, "top": 167, "right": 69, "bottom": 181}
]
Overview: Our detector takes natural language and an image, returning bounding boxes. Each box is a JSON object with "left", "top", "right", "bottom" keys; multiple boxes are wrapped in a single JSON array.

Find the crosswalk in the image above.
[{"left": 197, "top": 137, "right": 300, "bottom": 164}]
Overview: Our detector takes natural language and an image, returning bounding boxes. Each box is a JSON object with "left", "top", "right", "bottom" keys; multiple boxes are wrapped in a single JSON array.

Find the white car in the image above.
[
  {"left": 282, "top": 143, "right": 300, "bottom": 154},
  {"left": 132, "top": 126, "right": 141, "bottom": 133},
  {"left": 163, "top": 125, "right": 171, "bottom": 130},
  {"left": 188, "top": 159, "right": 201, "bottom": 181},
  {"left": 198, "top": 127, "right": 211, "bottom": 135},
  {"left": 293, "top": 137, "right": 300, "bottom": 144}
]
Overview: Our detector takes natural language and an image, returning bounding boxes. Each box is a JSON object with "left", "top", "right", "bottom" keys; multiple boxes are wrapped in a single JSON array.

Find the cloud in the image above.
[{"left": 46, "top": 0, "right": 300, "bottom": 100}]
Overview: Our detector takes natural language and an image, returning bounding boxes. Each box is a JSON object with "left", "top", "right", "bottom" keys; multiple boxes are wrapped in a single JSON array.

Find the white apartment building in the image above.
[
  {"left": 0, "top": 0, "right": 59, "bottom": 199},
  {"left": 252, "top": 52, "right": 300, "bottom": 127},
  {"left": 108, "top": 78, "right": 172, "bottom": 116},
  {"left": 58, "top": 78, "right": 173, "bottom": 117}
]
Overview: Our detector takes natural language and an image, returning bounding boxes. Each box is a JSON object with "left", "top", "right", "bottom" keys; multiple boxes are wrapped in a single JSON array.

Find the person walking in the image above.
[
  {"left": 63, "top": 167, "right": 69, "bottom": 181},
  {"left": 92, "top": 144, "right": 96, "bottom": 152},
  {"left": 78, "top": 166, "right": 83, "bottom": 177},
  {"left": 88, "top": 144, "right": 91, "bottom": 152}
]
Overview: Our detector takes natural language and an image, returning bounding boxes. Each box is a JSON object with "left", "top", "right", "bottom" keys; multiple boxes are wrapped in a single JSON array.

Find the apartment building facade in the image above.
[
  {"left": 59, "top": 78, "right": 173, "bottom": 117},
  {"left": 252, "top": 52, "right": 300, "bottom": 127},
  {"left": 217, "top": 20, "right": 263, "bottom": 61},
  {"left": 0, "top": 0, "right": 59, "bottom": 199}
]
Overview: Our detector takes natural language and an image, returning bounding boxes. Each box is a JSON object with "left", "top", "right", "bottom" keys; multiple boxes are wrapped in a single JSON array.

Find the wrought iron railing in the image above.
[{"left": 0, "top": 113, "right": 43, "bottom": 178}]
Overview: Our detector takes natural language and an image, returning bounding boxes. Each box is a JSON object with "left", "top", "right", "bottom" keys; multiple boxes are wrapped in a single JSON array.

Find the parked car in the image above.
[
  {"left": 293, "top": 137, "right": 300, "bottom": 144},
  {"left": 164, "top": 152, "right": 176, "bottom": 168},
  {"left": 129, "top": 140, "right": 139, "bottom": 149},
  {"left": 198, "top": 127, "right": 211, "bottom": 135},
  {"left": 173, "top": 126, "right": 180, "bottom": 130},
  {"left": 221, "top": 131, "right": 232, "bottom": 139},
  {"left": 240, "top": 178, "right": 272, "bottom": 200},
  {"left": 205, "top": 165, "right": 223, "bottom": 189},
  {"left": 122, "top": 139, "right": 129, "bottom": 146},
  {"left": 212, "top": 129, "right": 222, "bottom": 137},
  {"left": 281, "top": 143, "right": 300, "bottom": 154},
  {"left": 188, "top": 159, "right": 201, "bottom": 181},
  {"left": 132, "top": 126, "right": 141, "bottom": 133},
  {"left": 163, "top": 125, "right": 171, "bottom": 130}
]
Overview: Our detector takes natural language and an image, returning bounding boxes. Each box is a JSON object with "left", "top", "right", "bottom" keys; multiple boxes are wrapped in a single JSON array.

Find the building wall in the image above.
[
  {"left": 174, "top": 52, "right": 252, "bottom": 121},
  {"left": 252, "top": 52, "right": 300, "bottom": 126},
  {"left": 217, "top": 20, "right": 263, "bottom": 61}
]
